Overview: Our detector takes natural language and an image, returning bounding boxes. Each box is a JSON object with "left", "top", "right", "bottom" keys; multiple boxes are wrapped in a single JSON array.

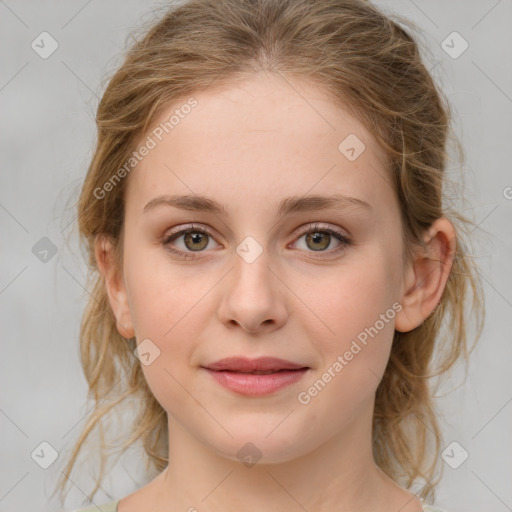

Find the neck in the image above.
[{"left": 144, "top": 401, "right": 423, "bottom": 512}]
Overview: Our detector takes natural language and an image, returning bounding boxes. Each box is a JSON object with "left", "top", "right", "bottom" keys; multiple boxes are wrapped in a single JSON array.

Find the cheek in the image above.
[
  {"left": 299, "top": 247, "right": 401, "bottom": 345},
  {"left": 124, "top": 239, "right": 202, "bottom": 338},
  {"left": 293, "top": 243, "right": 403, "bottom": 407},
  {"left": 123, "top": 222, "right": 403, "bottom": 416},
  {"left": 122, "top": 244, "right": 215, "bottom": 402}
]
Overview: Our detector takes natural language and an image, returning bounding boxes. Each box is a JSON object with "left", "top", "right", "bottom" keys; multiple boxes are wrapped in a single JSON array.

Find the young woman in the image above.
[{"left": 57, "top": 0, "right": 484, "bottom": 510}]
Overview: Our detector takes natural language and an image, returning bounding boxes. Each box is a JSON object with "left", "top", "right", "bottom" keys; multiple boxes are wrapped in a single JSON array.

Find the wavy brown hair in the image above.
[{"left": 56, "top": 0, "right": 484, "bottom": 505}]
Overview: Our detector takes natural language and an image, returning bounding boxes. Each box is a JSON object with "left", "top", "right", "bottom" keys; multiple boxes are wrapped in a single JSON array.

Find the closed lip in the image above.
[{"left": 202, "top": 356, "right": 309, "bottom": 373}]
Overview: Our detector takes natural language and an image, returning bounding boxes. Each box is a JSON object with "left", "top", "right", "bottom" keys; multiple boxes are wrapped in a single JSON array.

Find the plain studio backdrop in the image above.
[{"left": 1, "top": 1, "right": 511, "bottom": 511}]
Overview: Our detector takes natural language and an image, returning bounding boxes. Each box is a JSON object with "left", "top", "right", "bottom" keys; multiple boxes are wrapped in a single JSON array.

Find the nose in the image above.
[{"left": 217, "top": 247, "right": 288, "bottom": 335}]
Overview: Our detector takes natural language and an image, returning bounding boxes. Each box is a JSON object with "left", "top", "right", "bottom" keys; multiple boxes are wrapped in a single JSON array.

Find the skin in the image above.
[{"left": 95, "top": 71, "right": 455, "bottom": 512}]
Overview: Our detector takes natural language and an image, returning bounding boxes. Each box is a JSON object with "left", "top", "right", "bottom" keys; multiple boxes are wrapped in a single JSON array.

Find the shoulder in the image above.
[
  {"left": 70, "top": 500, "right": 119, "bottom": 512},
  {"left": 422, "top": 505, "right": 451, "bottom": 512}
]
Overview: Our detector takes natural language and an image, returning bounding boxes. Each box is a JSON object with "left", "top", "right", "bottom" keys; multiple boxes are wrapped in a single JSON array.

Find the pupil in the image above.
[
  {"left": 308, "top": 232, "right": 329, "bottom": 251},
  {"left": 183, "top": 231, "right": 332, "bottom": 252},
  {"left": 186, "top": 232, "right": 207, "bottom": 251}
]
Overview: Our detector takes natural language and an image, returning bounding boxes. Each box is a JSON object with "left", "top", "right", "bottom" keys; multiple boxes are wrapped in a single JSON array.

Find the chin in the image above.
[{"left": 203, "top": 425, "right": 315, "bottom": 466}]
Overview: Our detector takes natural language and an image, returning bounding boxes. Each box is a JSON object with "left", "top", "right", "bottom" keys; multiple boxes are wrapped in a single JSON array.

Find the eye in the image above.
[
  {"left": 292, "top": 223, "right": 351, "bottom": 255},
  {"left": 161, "top": 222, "right": 351, "bottom": 259},
  {"left": 162, "top": 224, "right": 220, "bottom": 259}
]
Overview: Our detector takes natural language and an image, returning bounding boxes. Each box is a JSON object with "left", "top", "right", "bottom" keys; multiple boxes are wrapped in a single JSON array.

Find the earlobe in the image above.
[
  {"left": 94, "top": 235, "right": 135, "bottom": 339},
  {"left": 395, "top": 218, "right": 456, "bottom": 333}
]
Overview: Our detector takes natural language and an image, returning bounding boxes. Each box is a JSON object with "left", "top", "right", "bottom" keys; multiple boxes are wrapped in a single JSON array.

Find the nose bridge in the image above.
[
  {"left": 232, "top": 235, "right": 276, "bottom": 300},
  {"left": 217, "top": 234, "right": 288, "bottom": 333}
]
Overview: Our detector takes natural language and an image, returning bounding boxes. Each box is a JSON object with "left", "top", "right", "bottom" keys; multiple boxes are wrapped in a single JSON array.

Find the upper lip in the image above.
[{"left": 203, "top": 357, "right": 308, "bottom": 372}]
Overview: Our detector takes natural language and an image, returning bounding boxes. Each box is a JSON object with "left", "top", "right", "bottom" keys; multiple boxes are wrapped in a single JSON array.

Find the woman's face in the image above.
[{"left": 111, "top": 73, "right": 410, "bottom": 463}]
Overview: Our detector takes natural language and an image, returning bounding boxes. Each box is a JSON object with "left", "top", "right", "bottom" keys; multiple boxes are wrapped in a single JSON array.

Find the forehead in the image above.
[{"left": 125, "top": 73, "right": 394, "bottom": 216}]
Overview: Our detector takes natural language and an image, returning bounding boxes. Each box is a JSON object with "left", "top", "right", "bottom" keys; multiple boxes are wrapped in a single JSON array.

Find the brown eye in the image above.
[
  {"left": 162, "top": 224, "right": 219, "bottom": 258},
  {"left": 293, "top": 223, "right": 351, "bottom": 256},
  {"left": 304, "top": 231, "right": 332, "bottom": 251},
  {"left": 162, "top": 222, "right": 350, "bottom": 260},
  {"left": 182, "top": 231, "right": 209, "bottom": 251}
]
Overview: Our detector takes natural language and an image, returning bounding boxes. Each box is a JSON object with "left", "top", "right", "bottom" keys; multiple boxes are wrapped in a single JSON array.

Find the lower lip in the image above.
[{"left": 204, "top": 368, "right": 309, "bottom": 396}]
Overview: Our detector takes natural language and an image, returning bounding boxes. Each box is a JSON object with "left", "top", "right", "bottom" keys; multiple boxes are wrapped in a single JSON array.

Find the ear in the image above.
[
  {"left": 395, "top": 217, "right": 456, "bottom": 333},
  {"left": 94, "top": 235, "right": 135, "bottom": 339}
]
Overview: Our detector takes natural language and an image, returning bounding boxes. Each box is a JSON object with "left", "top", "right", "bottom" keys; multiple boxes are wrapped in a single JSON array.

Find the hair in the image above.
[{"left": 56, "top": 0, "right": 484, "bottom": 505}]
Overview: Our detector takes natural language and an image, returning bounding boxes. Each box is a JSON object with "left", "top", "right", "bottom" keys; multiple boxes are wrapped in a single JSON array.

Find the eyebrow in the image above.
[{"left": 143, "top": 193, "right": 372, "bottom": 218}]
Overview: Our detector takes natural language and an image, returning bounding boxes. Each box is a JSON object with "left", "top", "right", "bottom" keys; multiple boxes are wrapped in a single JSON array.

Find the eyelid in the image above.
[
  {"left": 293, "top": 222, "right": 349, "bottom": 239},
  {"left": 162, "top": 223, "right": 219, "bottom": 244},
  {"left": 163, "top": 222, "right": 348, "bottom": 240},
  {"left": 161, "top": 221, "right": 351, "bottom": 258}
]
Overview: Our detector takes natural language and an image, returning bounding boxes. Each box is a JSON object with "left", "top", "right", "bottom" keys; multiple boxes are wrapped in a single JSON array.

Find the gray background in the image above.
[{"left": 1, "top": 1, "right": 511, "bottom": 511}]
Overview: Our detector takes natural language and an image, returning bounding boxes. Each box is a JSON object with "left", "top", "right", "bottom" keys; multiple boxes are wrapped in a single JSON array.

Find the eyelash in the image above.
[{"left": 161, "top": 222, "right": 351, "bottom": 260}]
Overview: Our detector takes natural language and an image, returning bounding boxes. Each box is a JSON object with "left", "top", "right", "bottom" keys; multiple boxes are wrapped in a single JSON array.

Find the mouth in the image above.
[
  {"left": 201, "top": 357, "right": 310, "bottom": 396},
  {"left": 203, "top": 356, "right": 309, "bottom": 373},
  {"left": 214, "top": 369, "right": 306, "bottom": 375}
]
